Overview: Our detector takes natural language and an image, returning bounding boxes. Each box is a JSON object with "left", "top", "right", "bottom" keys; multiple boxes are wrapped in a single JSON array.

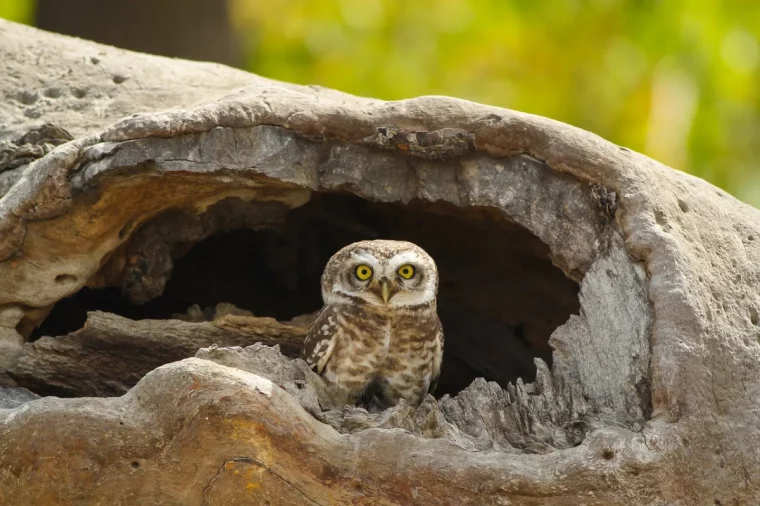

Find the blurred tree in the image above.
[
  {"left": 2, "top": 0, "right": 759, "bottom": 206},
  {"left": 35, "top": 0, "right": 243, "bottom": 67}
]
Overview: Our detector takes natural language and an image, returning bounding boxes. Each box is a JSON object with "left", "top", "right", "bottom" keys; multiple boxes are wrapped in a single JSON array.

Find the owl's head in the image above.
[{"left": 321, "top": 240, "right": 438, "bottom": 309}]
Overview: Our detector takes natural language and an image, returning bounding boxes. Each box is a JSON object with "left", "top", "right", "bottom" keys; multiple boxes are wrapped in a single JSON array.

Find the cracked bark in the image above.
[{"left": 201, "top": 457, "right": 326, "bottom": 506}]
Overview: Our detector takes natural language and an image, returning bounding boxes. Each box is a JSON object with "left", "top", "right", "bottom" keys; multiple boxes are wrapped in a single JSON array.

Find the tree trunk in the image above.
[
  {"left": 36, "top": 0, "right": 243, "bottom": 67},
  {"left": 1, "top": 19, "right": 759, "bottom": 505}
]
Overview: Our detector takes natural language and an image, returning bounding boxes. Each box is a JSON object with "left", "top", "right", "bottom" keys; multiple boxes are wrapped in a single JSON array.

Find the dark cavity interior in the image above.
[{"left": 34, "top": 193, "right": 580, "bottom": 397}]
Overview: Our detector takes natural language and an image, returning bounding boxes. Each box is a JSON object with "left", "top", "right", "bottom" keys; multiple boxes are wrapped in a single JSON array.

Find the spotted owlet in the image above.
[{"left": 300, "top": 240, "right": 444, "bottom": 408}]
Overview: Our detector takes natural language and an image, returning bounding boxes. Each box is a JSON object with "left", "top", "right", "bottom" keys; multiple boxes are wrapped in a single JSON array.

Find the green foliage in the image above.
[
  {"left": 0, "top": 0, "right": 33, "bottom": 24},
  {"left": 231, "top": 0, "right": 760, "bottom": 206}
]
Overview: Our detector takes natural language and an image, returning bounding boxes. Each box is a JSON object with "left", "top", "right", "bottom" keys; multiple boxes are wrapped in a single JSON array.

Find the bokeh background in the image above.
[{"left": 2, "top": 0, "right": 759, "bottom": 206}]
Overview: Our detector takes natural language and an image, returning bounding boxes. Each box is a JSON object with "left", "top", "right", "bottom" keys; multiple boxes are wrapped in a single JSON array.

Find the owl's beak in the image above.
[{"left": 381, "top": 280, "right": 391, "bottom": 304}]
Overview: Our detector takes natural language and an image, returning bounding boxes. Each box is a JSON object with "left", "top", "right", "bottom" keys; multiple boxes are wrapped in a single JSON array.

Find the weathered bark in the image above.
[
  {"left": 0, "top": 385, "right": 39, "bottom": 409},
  {"left": 8, "top": 310, "right": 306, "bottom": 397},
  {"left": 0, "top": 358, "right": 656, "bottom": 506},
  {"left": 196, "top": 343, "right": 586, "bottom": 453},
  {"left": 1, "top": 18, "right": 760, "bottom": 505}
]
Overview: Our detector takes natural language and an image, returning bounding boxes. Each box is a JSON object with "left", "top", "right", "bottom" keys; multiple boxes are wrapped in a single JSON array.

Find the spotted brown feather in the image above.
[{"left": 300, "top": 240, "right": 443, "bottom": 408}]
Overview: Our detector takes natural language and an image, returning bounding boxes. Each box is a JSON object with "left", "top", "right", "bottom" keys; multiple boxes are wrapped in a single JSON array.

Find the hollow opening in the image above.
[{"left": 33, "top": 193, "right": 580, "bottom": 398}]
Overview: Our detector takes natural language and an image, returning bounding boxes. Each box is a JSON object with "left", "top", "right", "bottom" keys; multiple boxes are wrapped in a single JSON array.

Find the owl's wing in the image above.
[
  {"left": 428, "top": 315, "right": 444, "bottom": 396},
  {"left": 300, "top": 305, "right": 339, "bottom": 375}
]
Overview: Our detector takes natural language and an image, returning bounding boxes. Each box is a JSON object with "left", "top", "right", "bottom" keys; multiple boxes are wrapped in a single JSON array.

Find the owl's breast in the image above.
[
  {"left": 373, "top": 307, "right": 440, "bottom": 405},
  {"left": 320, "top": 308, "right": 391, "bottom": 396}
]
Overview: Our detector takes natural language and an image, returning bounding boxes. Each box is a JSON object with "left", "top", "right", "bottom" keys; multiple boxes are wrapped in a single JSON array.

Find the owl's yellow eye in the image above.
[
  {"left": 355, "top": 264, "right": 373, "bottom": 281},
  {"left": 397, "top": 264, "right": 415, "bottom": 279}
]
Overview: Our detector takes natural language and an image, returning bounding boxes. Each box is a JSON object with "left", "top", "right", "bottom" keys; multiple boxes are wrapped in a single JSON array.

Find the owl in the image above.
[{"left": 300, "top": 240, "right": 444, "bottom": 409}]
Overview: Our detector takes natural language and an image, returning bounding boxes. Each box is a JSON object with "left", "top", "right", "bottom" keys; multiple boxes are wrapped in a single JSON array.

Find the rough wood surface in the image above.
[
  {"left": 197, "top": 343, "right": 586, "bottom": 454},
  {"left": 8, "top": 311, "right": 305, "bottom": 397},
  {"left": 1, "top": 18, "right": 760, "bottom": 505},
  {"left": 0, "top": 386, "right": 39, "bottom": 409},
  {"left": 0, "top": 358, "right": 658, "bottom": 506}
]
